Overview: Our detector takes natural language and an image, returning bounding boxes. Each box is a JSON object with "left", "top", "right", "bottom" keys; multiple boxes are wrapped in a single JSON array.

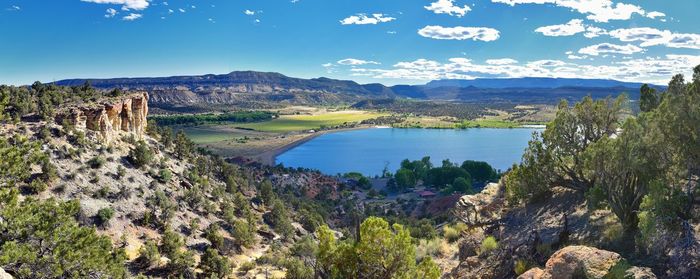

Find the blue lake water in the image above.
[{"left": 275, "top": 128, "right": 542, "bottom": 176}]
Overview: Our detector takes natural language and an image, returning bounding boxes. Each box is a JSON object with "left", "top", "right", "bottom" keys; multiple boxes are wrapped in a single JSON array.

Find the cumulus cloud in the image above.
[
  {"left": 486, "top": 58, "right": 518, "bottom": 65},
  {"left": 122, "top": 13, "right": 142, "bottom": 21},
  {"left": 609, "top": 27, "right": 700, "bottom": 49},
  {"left": 584, "top": 26, "right": 608, "bottom": 38},
  {"left": 244, "top": 10, "right": 255, "bottom": 16},
  {"left": 535, "top": 19, "right": 585, "bottom": 36},
  {"left": 646, "top": 11, "right": 665, "bottom": 19},
  {"left": 337, "top": 58, "right": 380, "bottom": 65},
  {"left": 340, "top": 13, "right": 395, "bottom": 25},
  {"left": 578, "top": 43, "right": 644, "bottom": 56},
  {"left": 81, "top": 0, "right": 149, "bottom": 11},
  {"left": 425, "top": 0, "right": 471, "bottom": 17},
  {"left": 104, "top": 8, "right": 118, "bottom": 18},
  {"left": 492, "top": 0, "right": 653, "bottom": 22},
  {"left": 418, "top": 25, "right": 500, "bottom": 41},
  {"left": 348, "top": 55, "right": 700, "bottom": 85}
]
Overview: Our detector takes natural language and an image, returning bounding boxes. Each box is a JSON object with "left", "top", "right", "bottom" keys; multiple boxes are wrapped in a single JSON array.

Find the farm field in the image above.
[{"left": 234, "top": 110, "right": 387, "bottom": 132}]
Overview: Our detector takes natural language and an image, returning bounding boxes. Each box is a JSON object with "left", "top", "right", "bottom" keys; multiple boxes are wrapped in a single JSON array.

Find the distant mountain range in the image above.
[
  {"left": 54, "top": 71, "right": 664, "bottom": 108},
  {"left": 426, "top": 77, "right": 652, "bottom": 89}
]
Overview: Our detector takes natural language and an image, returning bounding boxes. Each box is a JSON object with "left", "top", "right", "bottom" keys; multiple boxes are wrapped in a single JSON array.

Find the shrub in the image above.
[
  {"left": 87, "top": 155, "right": 106, "bottom": 169},
  {"left": 238, "top": 261, "right": 256, "bottom": 273},
  {"left": 232, "top": 219, "right": 255, "bottom": 248},
  {"left": 200, "top": 248, "right": 231, "bottom": 278},
  {"left": 285, "top": 258, "right": 314, "bottom": 279},
  {"left": 205, "top": 223, "right": 224, "bottom": 252},
  {"left": 443, "top": 222, "right": 467, "bottom": 243},
  {"left": 128, "top": 141, "right": 153, "bottom": 168},
  {"left": 96, "top": 207, "right": 115, "bottom": 226},
  {"left": 138, "top": 239, "right": 160, "bottom": 267},
  {"left": 160, "top": 228, "right": 184, "bottom": 258},
  {"left": 116, "top": 165, "right": 126, "bottom": 180},
  {"left": 479, "top": 236, "right": 498, "bottom": 255},
  {"left": 158, "top": 168, "right": 172, "bottom": 183},
  {"left": 514, "top": 259, "right": 534, "bottom": 275}
]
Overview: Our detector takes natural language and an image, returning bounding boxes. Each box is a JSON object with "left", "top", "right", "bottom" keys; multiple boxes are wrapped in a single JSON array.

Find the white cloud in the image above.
[
  {"left": 7, "top": 5, "right": 20, "bottom": 11},
  {"left": 535, "top": 19, "right": 609, "bottom": 38},
  {"left": 337, "top": 58, "right": 380, "bottom": 65},
  {"left": 340, "top": 13, "right": 395, "bottom": 25},
  {"left": 584, "top": 26, "right": 608, "bottom": 38},
  {"left": 535, "top": 19, "right": 585, "bottom": 36},
  {"left": 122, "top": 13, "right": 142, "bottom": 20},
  {"left": 425, "top": 0, "right": 471, "bottom": 17},
  {"left": 104, "top": 8, "right": 118, "bottom": 18},
  {"left": 244, "top": 10, "right": 255, "bottom": 16},
  {"left": 646, "top": 11, "right": 665, "bottom": 19},
  {"left": 349, "top": 55, "right": 700, "bottom": 85},
  {"left": 578, "top": 43, "right": 643, "bottom": 56},
  {"left": 178, "top": 8, "right": 185, "bottom": 13},
  {"left": 609, "top": 27, "right": 700, "bottom": 49},
  {"left": 81, "top": 0, "right": 149, "bottom": 11},
  {"left": 486, "top": 58, "right": 518, "bottom": 65},
  {"left": 492, "top": 0, "right": 651, "bottom": 22},
  {"left": 418, "top": 25, "right": 500, "bottom": 41}
]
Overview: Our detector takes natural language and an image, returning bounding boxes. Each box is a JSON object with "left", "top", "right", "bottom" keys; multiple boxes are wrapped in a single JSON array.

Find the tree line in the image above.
[{"left": 149, "top": 111, "right": 275, "bottom": 126}]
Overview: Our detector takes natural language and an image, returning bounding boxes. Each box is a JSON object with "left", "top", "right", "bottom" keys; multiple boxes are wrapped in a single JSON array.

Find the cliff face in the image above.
[{"left": 55, "top": 92, "right": 149, "bottom": 142}]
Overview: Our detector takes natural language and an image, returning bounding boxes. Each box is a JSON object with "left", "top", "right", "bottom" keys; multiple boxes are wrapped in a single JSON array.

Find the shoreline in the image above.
[
  {"left": 249, "top": 124, "right": 546, "bottom": 166},
  {"left": 252, "top": 125, "right": 373, "bottom": 166}
]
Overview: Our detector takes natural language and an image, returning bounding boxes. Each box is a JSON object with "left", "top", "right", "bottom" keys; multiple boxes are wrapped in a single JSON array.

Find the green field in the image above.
[
  {"left": 233, "top": 112, "right": 387, "bottom": 132},
  {"left": 178, "top": 126, "right": 241, "bottom": 144}
]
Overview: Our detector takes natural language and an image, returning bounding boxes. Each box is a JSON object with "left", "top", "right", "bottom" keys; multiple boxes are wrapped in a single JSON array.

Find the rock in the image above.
[
  {"left": 545, "top": 246, "right": 620, "bottom": 279},
  {"left": 454, "top": 183, "right": 505, "bottom": 226},
  {"left": 458, "top": 232, "right": 483, "bottom": 260},
  {"left": 518, "top": 267, "right": 545, "bottom": 279},
  {"left": 624, "top": 267, "right": 657, "bottom": 279},
  {"left": 54, "top": 92, "right": 149, "bottom": 143},
  {"left": 517, "top": 246, "right": 656, "bottom": 279},
  {"left": 0, "top": 268, "right": 12, "bottom": 279}
]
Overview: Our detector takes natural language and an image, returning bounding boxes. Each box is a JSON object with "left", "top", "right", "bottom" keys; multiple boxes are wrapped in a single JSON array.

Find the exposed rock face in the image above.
[
  {"left": 517, "top": 246, "right": 656, "bottom": 279},
  {"left": 55, "top": 92, "right": 149, "bottom": 142},
  {"left": 454, "top": 182, "right": 505, "bottom": 226}
]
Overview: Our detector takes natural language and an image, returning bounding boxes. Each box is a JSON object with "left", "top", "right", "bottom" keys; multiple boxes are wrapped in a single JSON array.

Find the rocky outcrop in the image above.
[
  {"left": 55, "top": 92, "right": 149, "bottom": 142},
  {"left": 454, "top": 182, "right": 505, "bottom": 227},
  {"left": 517, "top": 246, "right": 656, "bottom": 279}
]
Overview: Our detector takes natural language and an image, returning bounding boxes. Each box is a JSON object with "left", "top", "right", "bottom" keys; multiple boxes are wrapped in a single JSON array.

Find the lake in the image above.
[{"left": 275, "top": 127, "right": 543, "bottom": 176}]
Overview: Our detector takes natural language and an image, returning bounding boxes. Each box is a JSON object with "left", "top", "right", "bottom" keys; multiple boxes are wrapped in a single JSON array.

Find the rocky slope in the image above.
[
  {"left": 0, "top": 92, "right": 354, "bottom": 278},
  {"left": 449, "top": 182, "right": 699, "bottom": 278}
]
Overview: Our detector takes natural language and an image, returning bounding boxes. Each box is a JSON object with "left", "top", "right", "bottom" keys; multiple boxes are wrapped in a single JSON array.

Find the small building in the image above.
[{"left": 416, "top": 190, "right": 437, "bottom": 198}]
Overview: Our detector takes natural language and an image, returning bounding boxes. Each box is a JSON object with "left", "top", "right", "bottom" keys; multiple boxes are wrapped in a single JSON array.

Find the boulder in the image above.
[{"left": 517, "top": 246, "right": 656, "bottom": 279}]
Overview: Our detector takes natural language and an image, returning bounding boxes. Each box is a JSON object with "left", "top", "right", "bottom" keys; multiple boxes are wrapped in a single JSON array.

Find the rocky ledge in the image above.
[
  {"left": 518, "top": 246, "right": 656, "bottom": 279},
  {"left": 54, "top": 92, "right": 149, "bottom": 142}
]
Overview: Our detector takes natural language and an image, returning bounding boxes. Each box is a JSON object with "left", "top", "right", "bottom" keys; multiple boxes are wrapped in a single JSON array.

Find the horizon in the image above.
[{"left": 2, "top": 0, "right": 699, "bottom": 86}]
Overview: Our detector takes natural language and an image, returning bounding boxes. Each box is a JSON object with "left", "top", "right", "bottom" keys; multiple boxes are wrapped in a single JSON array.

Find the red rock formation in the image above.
[{"left": 55, "top": 92, "right": 149, "bottom": 142}]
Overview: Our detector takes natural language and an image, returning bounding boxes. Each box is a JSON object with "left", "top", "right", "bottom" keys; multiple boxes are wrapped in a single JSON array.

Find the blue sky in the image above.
[{"left": 1, "top": 0, "right": 699, "bottom": 86}]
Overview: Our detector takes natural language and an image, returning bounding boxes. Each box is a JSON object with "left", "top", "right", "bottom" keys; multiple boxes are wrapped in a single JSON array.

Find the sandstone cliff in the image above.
[{"left": 54, "top": 92, "right": 149, "bottom": 142}]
